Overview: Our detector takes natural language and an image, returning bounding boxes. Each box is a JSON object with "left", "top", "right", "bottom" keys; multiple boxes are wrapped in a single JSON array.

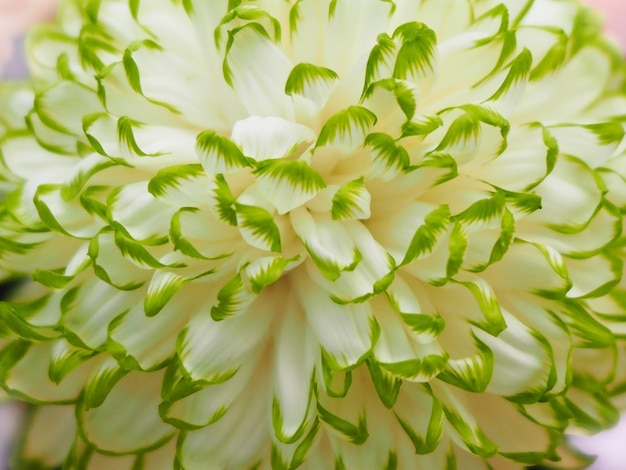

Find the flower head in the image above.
[{"left": 1, "top": 0, "right": 626, "bottom": 468}]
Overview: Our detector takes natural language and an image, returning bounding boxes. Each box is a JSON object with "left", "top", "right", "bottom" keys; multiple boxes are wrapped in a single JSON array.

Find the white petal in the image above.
[
  {"left": 550, "top": 124, "right": 623, "bottom": 169},
  {"left": 34, "top": 185, "right": 101, "bottom": 239},
  {"left": 318, "top": 221, "right": 393, "bottom": 303},
  {"left": 179, "top": 371, "right": 270, "bottom": 469},
  {"left": 1, "top": 134, "right": 78, "bottom": 180},
  {"left": 516, "top": 47, "right": 612, "bottom": 124},
  {"left": 272, "top": 297, "right": 317, "bottom": 442},
  {"left": 368, "top": 200, "right": 445, "bottom": 264},
  {"left": 21, "top": 405, "right": 76, "bottom": 467},
  {"left": 3, "top": 342, "right": 90, "bottom": 403},
  {"left": 372, "top": 296, "right": 447, "bottom": 382},
  {"left": 109, "top": 182, "right": 177, "bottom": 242},
  {"left": 231, "top": 115, "right": 315, "bottom": 162},
  {"left": 565, "top": 255, "right": 619, "bottom": 299},
  {"left": 471, "top": 125, "right": 550, "bottom": 191},
  {"left": 433, "top": 380, "right": 553, "bottom": 462},
  {"left": 178, "top": 298, "right": 271, "bottom": 383},
  {"left": 254, "top": 160, "right": 326, "bottom": 215},
  {"left": 526, "top": 156, "right": 602, "bottom": 229},
  {"left": 290, "top": 207, "right": 359, "bottom": 280},
  {"left": 108, "top": 291, "right": 195, "bottom": 370},
  {"left": 163, "top": 360, "right": 255, "bottom": 428},
  {"left": 224, "top": 26, "right": 294, "bottom": 119},
  {"left": 35, "top": 81, "right": 101, "bottom": 136},
  {"left": 501, "top": 293, "right": 571, "bottom": 395},
  {"left": 62, "top": 279, "right": 143, "bottom": 348},
  {"left": 476, "top": 313, "right": 551, "bottom": 397},
  {"left": 80, "top": 371, "right": 173, "bottom": 453},
  {"left": 88, "top": 230, "right": 151, "bottom": 290},
  {"left": 291, "top": 0, "right": 391, "bottom": 76},
  {"left": 295, "top": 275, "right": 375, "bottom": 370}
]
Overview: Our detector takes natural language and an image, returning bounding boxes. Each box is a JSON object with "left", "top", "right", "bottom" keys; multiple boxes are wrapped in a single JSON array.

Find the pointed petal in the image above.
[
  {"left": 315, "top": 105, "right": 377, "bottom": 150},
  {"left": 196, "top": 130, "right": 251, "bottom": 175},
  {"left": 285, "top": 62, "right": 339, "bottom": 109},
  {"left": 87, "top": 229, "right": 151, "bottom": 291},
  {"left": 1, "top": 341, "right": 90, "bottom": 404},
  {"left": 253, "top": 159, "right": 326, "bottom": 214},
  {"left": 178, "top": 299, "right": 271, "bottom": 383},
  {"left": 108, "top": 293, "right": 194, "bottom": 371},
  {"left": 19, "top": 405, "right": 76, "bottom": 468},
  {"left": 33, "top": 185, "right": 101, "bottom": 239},
  {"left": 108, "top": 182, "right": 178, "bottom": 243},
  {"left": 61, "top": 278, "right": 141, "bottom": 348},
  {"left": 430, "top": 381, "right": 497, "bottom": 459},
  {"left": 162, "top": 360, "right": 254, "bottom": 429},
  {"left": 34, "top": 81, "right": 101, "bottom": 136},
  {"left": 272, "top": 300, "right": 317, "bottom": 443},
  {"left": 79, "top": 371, "right": 174, "bottom": 454},
  {"left": 525, "top": 156, "right": 602, "bottom": 230},
  {"left": 1, "top": 133, "right": 78, "bottom": 181},
  {"left": 386, "top": 275, "right": 445, "bottom": 343},
  {"left": 235, "top": 201, "right": 283, "bottom": 252},
  {"left": 178, "top": 368, "right": 270, "bottom": 469},
  {"left": 565, "top": 254, "right": 621, "bottom": 300},
  {"left": 372, "top": 296, "right": 447, "bottom": 382},
  {"left": 475, "top": 313, "right": 552, "bottom": 398},
  {"left": 393, "top": 384, "right": 444, "bottom": 455},
  {"left": 231, "top": 115, "right": 315, "bottom": 162},
  {"left": 295, "top": 277, "right": 376, "bottom": 370},
  {"left": 549, "top": 122, "right": 624, "bottom": 169},
  {"left": 242, "top": 255, "right": 302, "bottom": 294},
  {"left": 317, "top": 222, "right": 394, "bottom": 303},
  {"left": 331, "top": 177, "right": 371, "bottom": 220},
  {"left": 223, "top": 25, "right": 294, "bottom": 118},
  {"left": 290, "top": 208, "right": 359, "bottom": 280}
]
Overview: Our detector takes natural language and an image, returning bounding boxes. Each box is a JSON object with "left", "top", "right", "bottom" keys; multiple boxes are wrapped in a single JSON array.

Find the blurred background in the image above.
[{"left": 0, "top": 0, "right": 625, "bottom": 469}]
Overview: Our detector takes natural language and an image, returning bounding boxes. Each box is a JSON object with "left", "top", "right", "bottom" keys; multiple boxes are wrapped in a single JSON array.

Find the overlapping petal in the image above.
[{"left": 1, "top": 0, "right": 625, "bottom": 468}]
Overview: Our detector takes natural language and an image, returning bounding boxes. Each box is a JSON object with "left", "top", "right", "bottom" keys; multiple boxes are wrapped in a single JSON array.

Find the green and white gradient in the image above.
[{"left": 1, "top": 0, "right": 626, "bottom": 468}]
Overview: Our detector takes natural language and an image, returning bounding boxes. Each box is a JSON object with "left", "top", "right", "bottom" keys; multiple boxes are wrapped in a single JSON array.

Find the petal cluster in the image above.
[{"left": 1, "top": 0, "right": 626, "bottom": 469}]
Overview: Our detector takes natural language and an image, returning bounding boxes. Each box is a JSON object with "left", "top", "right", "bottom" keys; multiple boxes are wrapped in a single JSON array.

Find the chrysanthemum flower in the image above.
[{"left": 1, "top": 0, "right": 626, "bottom": 468}]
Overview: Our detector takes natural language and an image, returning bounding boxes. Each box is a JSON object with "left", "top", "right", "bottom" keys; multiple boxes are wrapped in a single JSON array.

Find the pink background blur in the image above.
[
  {"left": 0, "top": 0, "right": 625, "bottom": 469},
  {"left": 587, "top": 0, "right": 626, "bottom": 51}
]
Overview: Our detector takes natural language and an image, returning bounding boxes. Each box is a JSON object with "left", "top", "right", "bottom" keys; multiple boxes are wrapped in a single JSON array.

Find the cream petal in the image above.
[
  {"left": 476, "top": 313, "right": 552, "bottom": 397},
  {"left": 108, "top": 290, "right": 195, "bottom": 370},
  {"left": 565, "top": 254, "right": 621, "bottom": 300},
  {"left": 162, "top": 359, "right": 255, "bottom": 429},
  {"left": 87, "top": 229, "right": 152, "bottom": 290},
  {"left": 61, "top": 278, "right": 143, "bottom": 349},
  {"left": 34, "top": 185, "right": 102, "bottom": 239},
  {"left": 1, "top": 134, "right": 78, "bottom": 181},
  {"left": 35, "top": 81, "right": 102, "bottom": 136},
  {"left": 290, "top": 208, "right": 360, "bottom": 280},
  {"left": 19, "top": 405, "right": 76, "bottom": 467},
  {"left": 79, "top": 371, "right": 174, "bottom": 454},
  {"left": 295, "top": 274, "right": 376, "bottom": 370},
  {"left": 272, "top": 299, "right": 317, "bottom": 443},
  {"left": 231, "top": 115, "right": 315, "bottom": 162},
  {"left": 2, "top": 341, "right": 91, "bottom": 404},
  {"left": 109, "top": 182, "right": 178, "bottom": 242},
  {"left": 515, "top": 47, "right": 612, "bottom": 124},
  {"left": 372, "top": 296, "right": 447, "bottom": 382},
  {"left": 315, "top": 221, "right": 393, "bottom": 303},
  {"left": 178, "top": 297, "right": 271, "bottom": 383},
  {"left": 178, "top": 368, "right": 271, "bottom": 469},
  {"left": 224, "top": 26, "right": 294, "bottom": 119}
]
